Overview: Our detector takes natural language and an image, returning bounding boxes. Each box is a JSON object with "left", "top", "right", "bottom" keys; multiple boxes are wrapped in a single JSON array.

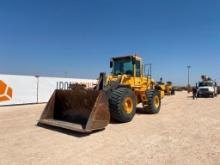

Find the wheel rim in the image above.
[
  {"left": 153, "top": 96, "right": 160, "bottom": 109},
  {"left": 123, "top": 97, "right": 133, "bottom": 114}
]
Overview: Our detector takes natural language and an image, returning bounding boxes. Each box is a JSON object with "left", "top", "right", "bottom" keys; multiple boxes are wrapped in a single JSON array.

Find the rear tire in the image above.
[
  {"left": 145, "top": 90, "right": 161, "bottom": 114},
  {"left": 109, "top": 88, "right": 136, "bottom": 123}
]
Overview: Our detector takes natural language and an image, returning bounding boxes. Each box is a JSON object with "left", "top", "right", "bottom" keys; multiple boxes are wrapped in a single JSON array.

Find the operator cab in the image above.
[{"left": 110, "top": 56, "right": 142, "bottom": 77}]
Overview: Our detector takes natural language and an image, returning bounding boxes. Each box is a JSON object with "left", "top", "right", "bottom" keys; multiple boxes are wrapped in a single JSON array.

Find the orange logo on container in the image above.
[{"left": 0, "top": 80, "right": 13, "bottom": 102}]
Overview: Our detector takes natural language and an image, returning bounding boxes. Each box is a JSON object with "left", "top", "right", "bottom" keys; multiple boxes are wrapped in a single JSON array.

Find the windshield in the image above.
[
  {"left": 112, "top": 58, "right": 133, "bottom": 76},
  {"left": 198, "top": 81, "right": 213, "bottom": 87}
]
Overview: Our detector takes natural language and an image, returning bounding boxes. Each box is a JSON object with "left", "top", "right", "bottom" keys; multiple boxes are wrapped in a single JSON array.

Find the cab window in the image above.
[{"left": 113, "top": 58, "right": 133, "bottom": 76}]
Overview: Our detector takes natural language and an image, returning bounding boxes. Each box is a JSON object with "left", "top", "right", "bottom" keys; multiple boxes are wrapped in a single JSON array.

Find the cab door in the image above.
[{"left": 134, "top": 60, "right": 142, "bottom": 86}]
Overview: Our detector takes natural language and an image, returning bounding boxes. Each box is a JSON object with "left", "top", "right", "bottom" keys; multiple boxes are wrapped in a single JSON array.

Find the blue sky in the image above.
[{"left": 0, "top": 0, "right": 220, "bottom": 85}]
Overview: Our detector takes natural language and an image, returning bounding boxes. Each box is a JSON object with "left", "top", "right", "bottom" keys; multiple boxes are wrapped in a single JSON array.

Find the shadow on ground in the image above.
[{"left": 36, "top": 123, "right": 105, "bottom": 138}]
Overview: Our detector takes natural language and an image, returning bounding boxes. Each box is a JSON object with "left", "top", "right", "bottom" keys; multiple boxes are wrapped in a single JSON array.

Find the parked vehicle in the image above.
[{"left": 197, "top": 75, "right": 218, "bottom": 98}]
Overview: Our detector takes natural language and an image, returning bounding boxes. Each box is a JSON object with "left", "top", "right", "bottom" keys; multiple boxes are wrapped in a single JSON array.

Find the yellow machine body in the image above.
[{"left": 165, "top": 82, "right": 173, "bottom": 95}]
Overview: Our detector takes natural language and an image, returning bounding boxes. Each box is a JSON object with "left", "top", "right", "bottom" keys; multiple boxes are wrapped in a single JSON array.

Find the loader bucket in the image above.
[{"left": 39, "top": 88, "right": 110, "bottom": 133}]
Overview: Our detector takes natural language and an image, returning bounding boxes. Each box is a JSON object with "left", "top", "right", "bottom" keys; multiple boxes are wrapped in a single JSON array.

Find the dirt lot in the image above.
[{"left": 0, "top": 91, "right": 220, "bottom": 165}]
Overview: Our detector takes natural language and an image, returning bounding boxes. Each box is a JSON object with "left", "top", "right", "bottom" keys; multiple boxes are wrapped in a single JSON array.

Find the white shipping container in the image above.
[
  {"left": 0, "top": 74, "right": 37, "bottom": 106},
  {"left": 37, "top": 77, "right": 97, "bottom": 103},
  {"left": 0, "top": 74, "right": 97, "bottom": 106}
]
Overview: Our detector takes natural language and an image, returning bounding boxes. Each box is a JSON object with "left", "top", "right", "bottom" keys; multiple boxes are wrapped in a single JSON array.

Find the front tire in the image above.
[{"left": 109, "top": 88, "right": 136, "bottom": 123}]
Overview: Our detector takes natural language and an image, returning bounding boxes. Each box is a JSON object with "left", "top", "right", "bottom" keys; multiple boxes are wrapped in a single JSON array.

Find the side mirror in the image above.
[{"left": 110, "top": 61, "right": 113, "bottom": 68}]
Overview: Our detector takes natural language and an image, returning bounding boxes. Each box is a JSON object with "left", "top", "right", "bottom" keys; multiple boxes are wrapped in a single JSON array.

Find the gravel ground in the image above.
[{"left": 0, "top": 91, "right": 219, "bottom": 165}]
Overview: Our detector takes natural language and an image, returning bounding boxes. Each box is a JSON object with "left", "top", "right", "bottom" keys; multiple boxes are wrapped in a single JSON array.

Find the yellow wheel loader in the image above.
[
  {"left": 156, "top": 79, "right": 175, "bottom": 96},
  {"left": 39, "top": 55, "right": 162, "bottom": 133},
  {"left": 165, "top": 81, "right": 175, "bottom": 95}
]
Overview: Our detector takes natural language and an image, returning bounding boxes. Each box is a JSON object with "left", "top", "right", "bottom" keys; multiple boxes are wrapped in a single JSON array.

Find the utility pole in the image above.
[{"left": 187, "top": 65, "right": 191, "bottom": 93}]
